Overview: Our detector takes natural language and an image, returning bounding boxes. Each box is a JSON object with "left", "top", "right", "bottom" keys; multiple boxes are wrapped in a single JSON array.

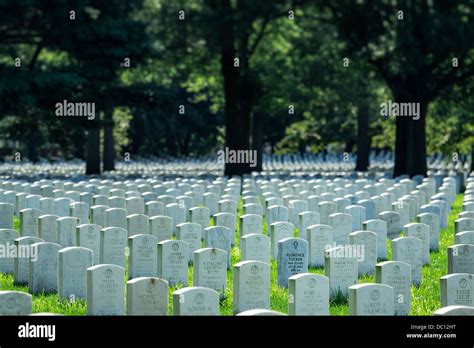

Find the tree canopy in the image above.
[{"left": 1, "top": 0, "right": 473, "bottom": 175}]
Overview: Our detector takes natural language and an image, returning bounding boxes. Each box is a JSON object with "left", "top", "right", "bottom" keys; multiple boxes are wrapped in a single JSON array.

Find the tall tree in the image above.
[
  {"left": 206, "top": 0, "right": 294, "bottom": 176},
  {"left": 0, "top": 0, "right": 151, "bottom": 173},
  {"left": 55, "top": 1, "right": 151, "bottom": 172},
  {"left": 355, "top": 78, "right": 371, "bottom": 171},
  {"left": 318, "top": 0, "right": 474, "bottom": 177}
]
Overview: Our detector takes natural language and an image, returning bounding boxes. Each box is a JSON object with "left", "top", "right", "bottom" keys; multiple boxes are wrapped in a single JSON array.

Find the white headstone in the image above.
[
  {"left": 324, "top": 246, "right": 358, "bottom": 299},
  {"left": 204, "top": 226, "right": 232, "bottom": 269},
  {"left": 277, "top": 237, "right": 308, "bottom": 288},
  {"left": 239, "top": 214, "right": 263, "bottom": 237},
  {"left": 13, "top": 236, "right": 43, "bottom": 285},
  {"left": 307, "top": 224, "right": 333, "bottom": 268},
  {"left": 349, "top": 231, "right": 377, "bottom": 276},
  {"left": 270, "top": 222, "right": 294, "bottom": 259},
  {"left": 348, "top": 283, "right": 394, "bottom": 315},
  {"left": 58, "top": 246, "right": 93, "bottom": 300},
  {"left": 440, "top": 273, "right": 473, "bottom": 308},
  {"left": 126, "top": 214, "right": 149, "bottom": 237},
  {"left": 173, "top": 287, "right": 220, "bottom": 316},
  {"left": 404, "top": 223, "right": 430, "bottom": 265},
  {"left": 20, "top": 208, "right": 41, "bottom": 237},
  {"left": 157, "top": 239, "right": 189, "bottom": 286},
  {"left": 0, "top": 291, "right": 32, "bottom": 315},
  {"left": 375, "top": 261, "right": 411, "bottom": 315},
  {"left": 298, "top": 211, "right": 320, "bottom": 240},
  {"left": 0, "top": 203, "right": 13, "bottom": 229},
  {"left": 149, "top": 216, "right": 173, "bottom": 242},
  {"left": 105, "top": 208, "right": 127, "bottom": 229},
  {"left": 328, "top": 213, "right": 352, "bottom": 245},
  {"left": 100, "top": 227, "right": 127, "bottom": 268},
  {"left": 29, "top": 242, "right": 62, "bottom": 294},
  {"left": 76, "top": 224, "right": 101, "bottom": 265},
  {"left": 87, "top": 264, "right": 125, "bottom": 315},
  {"left": 363, "top": 219, "right": 387, "bottom": 260},
  {"left": 448, "top": 244, "right": 474, "bottom": 274},
  {"left": 392, "top": 237, "right": 422, "bottom": 286},
  {"left": 240, "top": 233, "right": 270, "bottom": 264},
  {"left": 233, "top": 260, "right": 270, "bottom": 314},
  {"left": 126, "top": 277, "right": 168, "bottom": 315},
  {"left": 288, "top": 273, "right": 329, "bottom": 316},
  {"left": 57, "top": 216, "right": 79, "bottom": 247},
  {"left": 193, "top": 247, "right": 227, "bottom": 295},
  {"left": 176, "top": 222, "right": 202, "bottom": 264},
  {"left": 128, "top": 234, "right": 159, "bottom": 279}
]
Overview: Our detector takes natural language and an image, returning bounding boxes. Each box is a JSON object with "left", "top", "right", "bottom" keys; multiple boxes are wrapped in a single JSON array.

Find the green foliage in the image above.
[
  {"left": 113, "top": 107, "right": 133, "bottom": 153},
  {"left": 0, "top": 0, "right": 473, "bottom": 161},
  {"left": 427, "top": 84, "right": 474, "bottom": 155},
  {"left": 275, "top": 113, "right": 322, "bottom": 154}
]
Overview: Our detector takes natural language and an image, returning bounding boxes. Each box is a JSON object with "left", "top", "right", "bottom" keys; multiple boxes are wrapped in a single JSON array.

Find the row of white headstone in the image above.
[
  {"left": 0, "top": 174, "right": 472, "bottom": 315},
  {"left": 0, "top": 151, "right": 469, "bottom": 179},
  {"left": 437, "top": 177, "right": 474, "bottom": 315}
]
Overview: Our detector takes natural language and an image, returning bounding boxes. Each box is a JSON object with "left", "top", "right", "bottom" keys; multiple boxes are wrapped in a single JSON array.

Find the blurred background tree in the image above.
[{"left": 0, "top": 0, "right": 473, "bottom": 176}]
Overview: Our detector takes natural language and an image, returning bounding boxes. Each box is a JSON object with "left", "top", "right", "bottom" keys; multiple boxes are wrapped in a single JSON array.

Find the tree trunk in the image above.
[
  {"left": 407, "top": 101, "right": 428, "bottom": 177},
  {"left": 344, "top": 139, "right": 354, "bottom": 154},
  {"left": 355, "top": 92, "right": 370, "bottom": 171},
  {"left": 252, "top": 112, "right": 264, "bottom": 172},
  {"left": 180, "top": 132, "right": 191, "bottom": 156},
  {"left": 218, "top": 0, "right": 249, "bottom": 177},
  {"left": 130, "top": 114, "right": 144, "bottom": 155},
  {"left": 26, "top": 131, "right": 39, "bottom": 162},
  {"left": 165, "top": 130, "right": 178, "bottom": 157},
  {"left": 393, "top": 98, "right": 428, "bottom": 178},
  {"left": 103, "top": 108, "right": 115, "bottom": 171},
  {"left": 73, "top": 130, "right": 85, "bottom": 160},
  {"left": 393, "top": 115, "right": 410, "bottom": 177},
  {"left": 471, "top": 143, "right": 474, "bottom": 173},
  {"left": 238, "top": 72, "right": 253, "bottom": 171},
  {"left": 86, "top": 126, "right": 101, "bottom": 175}
]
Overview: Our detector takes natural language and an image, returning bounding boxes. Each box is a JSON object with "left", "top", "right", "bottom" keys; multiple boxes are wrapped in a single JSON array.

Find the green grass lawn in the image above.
[{"left": 0, "top": 194, "right": 463, "bottom": 315}]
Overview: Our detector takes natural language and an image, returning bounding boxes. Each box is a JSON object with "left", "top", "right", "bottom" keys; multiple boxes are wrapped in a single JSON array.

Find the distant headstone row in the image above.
[{"left": 0, "top": 151, "right": 469, "bottom": 181}]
